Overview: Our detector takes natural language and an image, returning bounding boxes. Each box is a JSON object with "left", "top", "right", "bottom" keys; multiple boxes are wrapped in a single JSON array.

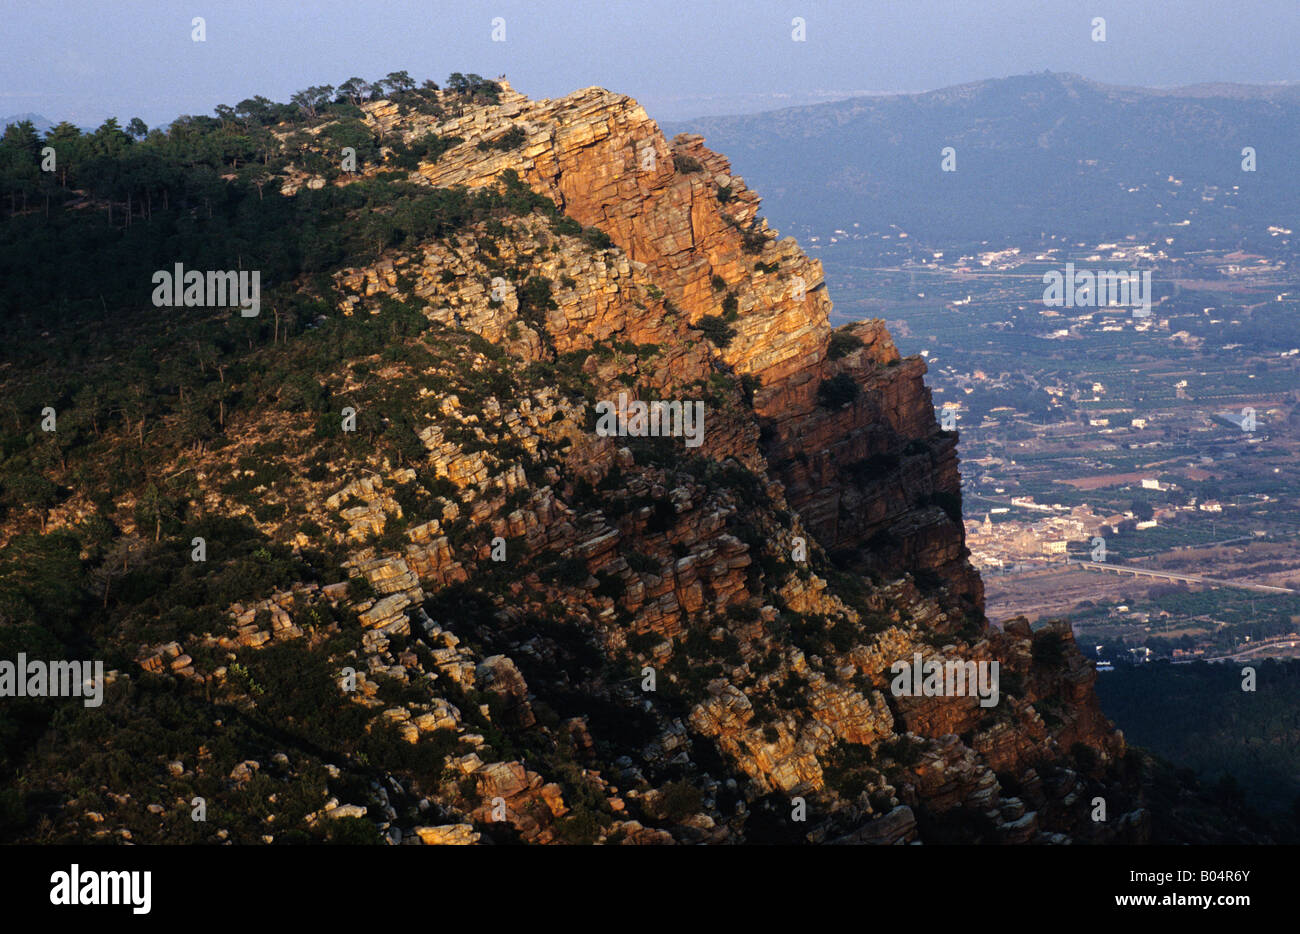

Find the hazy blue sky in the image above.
[{"left": 4, "top": 0, "right": 1298, "bottom": 128}]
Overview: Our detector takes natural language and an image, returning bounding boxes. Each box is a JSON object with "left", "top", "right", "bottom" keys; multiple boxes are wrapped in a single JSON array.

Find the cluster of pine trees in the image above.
[{"left": 0, "top": 71, "right": 502, "bottom": 226}]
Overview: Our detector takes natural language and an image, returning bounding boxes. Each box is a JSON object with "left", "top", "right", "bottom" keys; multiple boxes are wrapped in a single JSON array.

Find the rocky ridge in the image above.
[{"left": 25, "top": 79, "right": 1157, "bottom": 845}]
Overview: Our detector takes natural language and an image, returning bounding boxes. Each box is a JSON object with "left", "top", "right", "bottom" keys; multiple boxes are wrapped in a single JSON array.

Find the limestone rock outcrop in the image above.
[{"left": 42, "top": 78, "right": 1143, "bottom": 848}]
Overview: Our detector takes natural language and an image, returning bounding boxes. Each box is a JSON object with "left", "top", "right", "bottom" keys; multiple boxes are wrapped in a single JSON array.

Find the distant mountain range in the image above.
[
  {"left": 0, "top": 113, "right": 55, "bottom": 135},
  {"left": 664, "top": 72, "right": 1300, "bottom": 245}
]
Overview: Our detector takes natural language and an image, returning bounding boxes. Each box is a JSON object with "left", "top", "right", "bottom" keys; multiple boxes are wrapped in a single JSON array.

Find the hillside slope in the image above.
[{"left": 0, "top": 76, "right": 1259, "bottom": 844}]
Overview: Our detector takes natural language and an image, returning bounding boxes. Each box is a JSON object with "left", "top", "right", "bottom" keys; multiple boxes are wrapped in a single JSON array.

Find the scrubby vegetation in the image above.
[{"left": 817, "top": 372, "right": 860, "bottom": 408}]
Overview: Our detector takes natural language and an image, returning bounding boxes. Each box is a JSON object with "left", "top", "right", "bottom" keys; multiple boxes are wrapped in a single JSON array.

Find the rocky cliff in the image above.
[
  {"left": 3, "top": 78, "right": 1180, "bottom": 846},
  {"left": 376, "top": 83, "right": 984, "bottom": 608}
]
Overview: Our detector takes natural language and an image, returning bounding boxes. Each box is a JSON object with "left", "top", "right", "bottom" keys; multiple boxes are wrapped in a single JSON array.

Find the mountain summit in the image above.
[{"left": 0, "top": 76, "right": 1254, "bottom": 844}]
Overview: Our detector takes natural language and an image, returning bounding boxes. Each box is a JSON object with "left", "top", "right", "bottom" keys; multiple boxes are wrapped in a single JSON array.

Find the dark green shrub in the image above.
[
  {"left": 476, "top": 125, "right": 526, "bottom": 152},
  {"left": 817, "top": 372, "right": 860, "bottom": 408},
  {"left": 582, "top": 226, "right": 614, "bottom": 250},
  {"left": 651, "top": 781, "right": 703, "bottom": 822},
  {"left": 827, "top": 331, "right": 865, "bottom": 359},
  {"left": 696, "top": 315, "right": 735, "bottom": 348},
  {"left": 347, "top": 575, "right": 376, "bottom": 601}
]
